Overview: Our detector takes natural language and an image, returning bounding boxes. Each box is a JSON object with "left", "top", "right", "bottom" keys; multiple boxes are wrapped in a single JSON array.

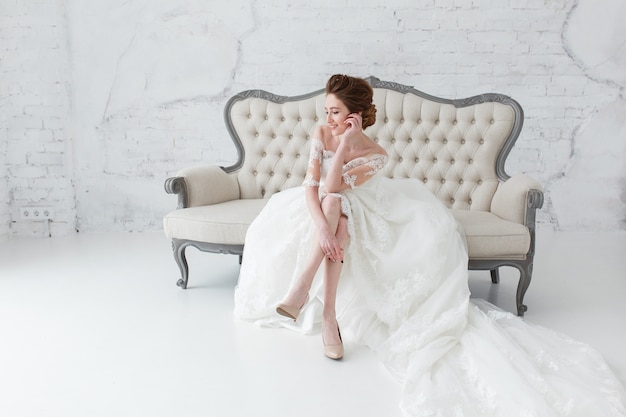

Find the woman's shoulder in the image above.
[{"left": 313, "top": 125, "right": 332, "bottom": 142}]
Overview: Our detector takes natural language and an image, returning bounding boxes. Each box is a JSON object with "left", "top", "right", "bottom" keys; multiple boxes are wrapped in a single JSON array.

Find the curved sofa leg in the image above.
[
  {"left": 171, "top": 239, "right": 190, "bottom": 289},
  {"left": 490, "top": 268, "right": 500, "bottom": 284},
  {"left": 515, "top": 261, "right": 533, "bottom": 316}
]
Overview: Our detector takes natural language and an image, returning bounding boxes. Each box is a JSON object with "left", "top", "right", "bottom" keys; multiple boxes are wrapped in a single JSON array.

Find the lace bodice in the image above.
[{"left": 303, "top": 138, "right": 388, "bottom": 189}]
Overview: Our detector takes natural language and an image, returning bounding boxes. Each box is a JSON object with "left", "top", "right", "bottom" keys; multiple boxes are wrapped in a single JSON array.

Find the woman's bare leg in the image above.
[
  {"left": 322, "top": 214, "right": 349, "bottom": 346},
  {"left": 280, "top": 196, "right": 343, "bottom": 309}
]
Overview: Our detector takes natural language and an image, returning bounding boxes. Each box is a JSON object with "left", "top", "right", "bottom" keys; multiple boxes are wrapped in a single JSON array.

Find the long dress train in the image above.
[{"left": 233, "top": 144, "right": 626, "bottom": 417}]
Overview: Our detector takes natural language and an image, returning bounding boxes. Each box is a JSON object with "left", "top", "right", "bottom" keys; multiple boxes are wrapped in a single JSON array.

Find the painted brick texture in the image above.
[
  {"left": 1, "top": 0, "right": 624, "bottom": 237},
  {"left": 1, "top": 0, "right": 75, "bottom": 237}
]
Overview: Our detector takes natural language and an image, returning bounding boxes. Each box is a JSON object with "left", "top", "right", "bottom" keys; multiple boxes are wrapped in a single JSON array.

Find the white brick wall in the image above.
[
  {"left": 1, "top": 0, "right": 75, "bottom": 238},
  {"left": 1, "top": 0, "right": 625, "bottom": 237}
]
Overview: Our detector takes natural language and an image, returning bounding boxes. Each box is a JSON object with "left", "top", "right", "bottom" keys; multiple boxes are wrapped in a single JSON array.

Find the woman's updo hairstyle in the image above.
[{"left": 325, "top": 74, "right": 377, "bottom": 129}]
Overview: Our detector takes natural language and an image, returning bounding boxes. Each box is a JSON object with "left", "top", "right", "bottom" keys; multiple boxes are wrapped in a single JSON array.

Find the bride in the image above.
[{"left": 234, "top": 74, "right": 625, "bottom": 416}]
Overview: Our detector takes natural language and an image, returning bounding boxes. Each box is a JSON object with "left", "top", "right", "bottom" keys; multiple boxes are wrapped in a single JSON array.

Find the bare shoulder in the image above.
[{"left": 313, "top": 125, "right": 331, "bottom": 142}]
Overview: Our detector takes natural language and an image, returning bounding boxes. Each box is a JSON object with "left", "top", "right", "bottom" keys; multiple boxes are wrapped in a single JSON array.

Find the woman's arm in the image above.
[{"left": 303, "top": 130, "right": 339, "bottom": 246}]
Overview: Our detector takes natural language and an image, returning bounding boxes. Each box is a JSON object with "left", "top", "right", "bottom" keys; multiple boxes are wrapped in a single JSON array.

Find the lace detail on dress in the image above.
[
  {"left": 343, "top": 154, "right": 388, "bottom": 173},
  {"left": 342, "top": 172, "right": 357, "bottom": 188},
  {"left": 303, "top": 138, "right": 325, "bottom": 186},
  {"left": 341, "top": 154, "right": 388, "bottom": 189},
  {"left": 303, "top": 173, "right": 319, "bottom": 187},
  {"left": 308, "top": 138, "right": 324, "bottom": 167}
]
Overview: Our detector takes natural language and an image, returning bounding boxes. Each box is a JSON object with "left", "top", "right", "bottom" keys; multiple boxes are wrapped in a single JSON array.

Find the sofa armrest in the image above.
[
  {"left": 491, "top": 174, "right": 544, "bottom": 225},
  {"left": 164, "top": 165, "right": 240, "bottom": 209}
]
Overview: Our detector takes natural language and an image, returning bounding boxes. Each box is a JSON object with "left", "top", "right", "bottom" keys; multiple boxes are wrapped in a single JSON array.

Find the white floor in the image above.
[{"left": 0, "top": 230, "right": 625, "bottom": 417}]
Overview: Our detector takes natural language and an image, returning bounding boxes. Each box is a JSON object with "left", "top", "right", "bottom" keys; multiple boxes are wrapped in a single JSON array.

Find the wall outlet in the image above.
[{"left": 20, "top": 206, "right": 55, "bottom": 221}]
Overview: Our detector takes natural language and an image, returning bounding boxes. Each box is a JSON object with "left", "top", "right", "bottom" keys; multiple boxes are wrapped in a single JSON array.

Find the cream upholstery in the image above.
[{"left": 164, "top": 76, "right": 543, "bottom": 316}]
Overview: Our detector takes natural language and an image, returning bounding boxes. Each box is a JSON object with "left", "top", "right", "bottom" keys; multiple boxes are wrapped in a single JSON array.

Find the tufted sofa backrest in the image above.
[{"left": 224, "top": 76, "right": 523, "bottom": 211}]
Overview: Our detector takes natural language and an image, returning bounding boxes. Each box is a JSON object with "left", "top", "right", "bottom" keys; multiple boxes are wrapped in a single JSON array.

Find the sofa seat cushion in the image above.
[
  {"left": 452, "top": 210, "right": 530, "bottom": 259},
  {"left": 163, "top": 199, "right": 268, "bottom": 245}
]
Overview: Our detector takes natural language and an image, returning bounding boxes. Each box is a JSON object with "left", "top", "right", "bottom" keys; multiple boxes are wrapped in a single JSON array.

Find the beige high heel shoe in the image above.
[
  {"left": 276, "top": 295, "right": 309, "bottom": 320},
  {"left": 323, "top": 323, "right": 344, "bottom": 360}
]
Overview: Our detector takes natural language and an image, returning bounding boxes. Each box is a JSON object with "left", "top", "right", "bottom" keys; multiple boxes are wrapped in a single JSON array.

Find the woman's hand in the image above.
[
  {"left": 318, "top": 227, "right": 343, "bottom": 262},
  {"left": 342, "top": 113, "right": 363, "bottom": 142}
]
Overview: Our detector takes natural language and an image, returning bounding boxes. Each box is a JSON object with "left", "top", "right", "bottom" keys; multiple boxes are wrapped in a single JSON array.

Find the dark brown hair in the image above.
[{"left": 325, "top": 74, "right": 377, "bottom": 129}]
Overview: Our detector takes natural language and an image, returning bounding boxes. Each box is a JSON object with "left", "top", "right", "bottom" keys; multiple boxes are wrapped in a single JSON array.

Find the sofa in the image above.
[{"left": 163, "top": 76, "right": 544, "bottom": 316}]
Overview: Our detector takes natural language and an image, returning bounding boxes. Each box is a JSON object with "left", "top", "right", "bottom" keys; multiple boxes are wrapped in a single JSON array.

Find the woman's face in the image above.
[{"left": 325, "top": 94, "right": 351, "bottom": 136}]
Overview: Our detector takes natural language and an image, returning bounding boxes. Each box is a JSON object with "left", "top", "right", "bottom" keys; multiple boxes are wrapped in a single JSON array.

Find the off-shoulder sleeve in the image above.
[
  {"left": 303, "top": 138, "right": 324, "bottom": 187},
  {"left": 342, "top": 154, "right": 389, "bottom": 189}
]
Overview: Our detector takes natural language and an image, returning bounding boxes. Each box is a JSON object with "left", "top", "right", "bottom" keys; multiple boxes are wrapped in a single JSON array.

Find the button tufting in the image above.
[
  {"left": 415, "top": 157, "right": 419, "bottom": 163},
  {"left": 471, "top": 119, "right": 476, "bottom": 124},
  {"left": 262, "top": 152, "right": 267, "bottom": 157},
  {"left": 453, "top": 120, "right": 457, "bottom": 125},
  {"left": 450, "top": 159, "right": 455, "bottom": 164},
  {"left": 296, "top": 153, "right": 301, "bottom": 158},
  {"left": 435, "top": 120, "right": 440, "bottom": 125},
  {"left": 271, "top": 134, "right": 276, "bottom": 138},
  {"left": 407, "top": 138, "right": 412, "bottom": 143},
  {"left": 297, "top": 117, "right": 302, "bottom": 121},
  {"left": 391, "top": 138, "right": 396, "bottom": 143},
  {"left": 384, "top": 118, "right": 388, "bottom": 123},
  {"left": 279, "top": 152, "right": 283, "bottom": 157},
  {"left": 450, "top": 198, "right": 455, "bottom": 203},
  {"left": 469, "top": 159, "right": 473, "bottom": 164},
  {"left": 398, "top": 157, "right": 403, "bottom": 162},
  {"left": 459, "top": 179, "right": 464, "bottom": 184},
  {"left": 479, "top": 139, "right": 484, "bottom": 144},
  {"left": 461, "top": 139, "right": 466, "bottom": 144},
  {"left": 281, "top": 117, "right": 285, "bottom": 121},
  {"left": 490, "top": 119, "right": 495, "bottom": 124},
  {"left": 478, "top": 180, "right": 482, "bottom": 185},
  {"left": 287, "top": 173, "right": 291, "bottom": 178},
  {"left": 469, "top": 199, "right": 472, "bottom": 204},
  {"left": 433, "top": 158, "right": 438, "bottom": 163},
  {"left": 264, "top": 115, "right": 269, "bottom": 120},
  {"left": 269, "top": 171, "right": 274, "bottom": 176},
  {"left": 253, "top": 170, "right": 258, "bottom": 175},
  {"left": 425, "top": 138, "right": 430, "bottom": 143},
  {"left": 289, "top": 135, "right": 293, "bottom": 139},
  {"left": 423, "top": 178, "right": 428, "bottom": 183},
  {"left": 443, "top": 139, "right": 448, "bottom": 144},
  {"left": 441, "top": 179, "right": 446, "bottom": 184}
]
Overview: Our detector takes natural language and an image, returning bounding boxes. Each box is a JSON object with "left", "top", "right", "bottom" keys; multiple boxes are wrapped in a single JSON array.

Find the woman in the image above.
[{"left": 234, "top": 75, "right": 625, "bottom": 416}]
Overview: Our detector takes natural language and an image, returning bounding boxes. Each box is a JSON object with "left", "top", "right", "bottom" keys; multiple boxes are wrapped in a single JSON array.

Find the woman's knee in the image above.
[{"left": 321, "top": 195, "right": 341, "bottom": 216}]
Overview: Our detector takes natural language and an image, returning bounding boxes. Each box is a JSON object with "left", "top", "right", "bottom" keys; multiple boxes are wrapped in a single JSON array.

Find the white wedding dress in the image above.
[{"left": 234, "top": 139, "right": 626, "bottom": 417}]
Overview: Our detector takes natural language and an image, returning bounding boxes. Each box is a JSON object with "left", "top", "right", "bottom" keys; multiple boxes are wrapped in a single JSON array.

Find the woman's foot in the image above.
[
  {"left": 322, "top": 319, "right": 343, "bottom": 360},
  {"left": 276, "top": 293, "right": 309, "bottom": 320}
]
